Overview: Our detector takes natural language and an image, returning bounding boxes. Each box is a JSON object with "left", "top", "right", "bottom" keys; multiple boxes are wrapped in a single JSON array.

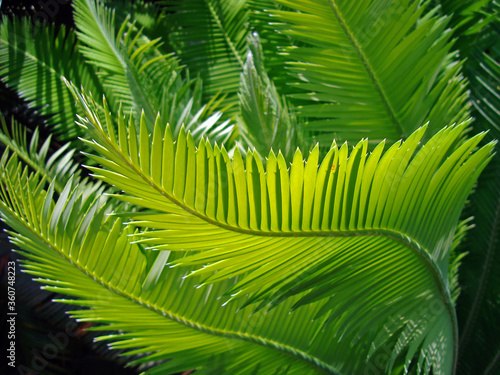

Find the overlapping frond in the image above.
[
  {"left": 0, "top": 1, "right": 498, "bottom": 374},
  {"left": 272, "top": 0, "right": 470, "bottom": 146},
  {"left": 0, "top": 158, "right": 338, "bottom": 374},
  {"left": 74, "top": 0, "right": 234, "bottom": 145},
  {"left": 247, "top": 0, "right": 297, "bottom": 93},
  {"left": 0, "top": 112, "right": 467, "bottom": 375},
  {"left": 65, "top": 84, "right": 495, "bottom": 373},
  {"left": 73, "top": 0, "right": 166, "bottom": 130},
  {"left": 165, "top": 0, "right": 249, "bottom": 115},
  {"left": 113, "top": 0, "right": 173, "bottom": 55},
  {"left": 0, "top": 114, "right": 107, "bottom": 197},
  {"left": 438, "top": 0, "right": 497, "bottom": 49},
  {"left": 0, "top": 18, "right": 103, "bottom": 139}
]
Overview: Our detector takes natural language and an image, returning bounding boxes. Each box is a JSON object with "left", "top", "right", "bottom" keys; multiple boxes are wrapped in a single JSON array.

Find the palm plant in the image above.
[{"left": 0, "top": 0, "right": 498, "bottom": 374}]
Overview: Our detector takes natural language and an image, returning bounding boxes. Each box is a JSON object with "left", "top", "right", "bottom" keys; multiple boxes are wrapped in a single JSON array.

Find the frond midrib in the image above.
[
  {"left": 326, "top": 0, "right": 404, "bottom": 138},
  {"left": 0, "top": 34, "right": 70, "bottom": 91},
  {"left": 204, "top": 0, "right": 245, "bottom": 68},
  {"left": 89, "top": 118, "right": 458, "bottom": 372},
  {"left": 82, "top": 1, "right": 126, "bottom": 68}
]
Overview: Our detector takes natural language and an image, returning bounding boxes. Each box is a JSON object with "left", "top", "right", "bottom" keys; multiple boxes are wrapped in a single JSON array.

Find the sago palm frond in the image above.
[
  {"left": 73, "top": 0, "right": 167, "bottom": 130},
  {"left": 1, "top": 215, "right": 140, "bottom": 375},
  {"left": 437, "top": 0, "right": 497, "bottom": 48},
  {"left": 165, "top": 0, "right": 249, "bottom": 116},
  {"left": 60, "top": 83, "right": 495, "bottom": 374},
  {"left": 0, "top": 18, "right": 103, "bottom": 140},
  {"left": 247, "top": 0, "right": 298, "bottom": 93},
  {"left": 0, "top": 1, "right": 497, "bottom": 374},
  {"left": 74, "top": 0, "right": 234, "bottom": 145},
  {"left": 0, "top": 114, "right": 107, "bottom": 197},
  {"left": 113, "top": 0, "right": 173, "bottom": 55},
  {"left": 272, "top": 0, "right": 470, "bottom": 146}
]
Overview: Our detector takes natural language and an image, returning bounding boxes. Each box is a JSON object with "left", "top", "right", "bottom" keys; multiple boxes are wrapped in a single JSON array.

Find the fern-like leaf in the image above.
[
  {"left": 0, "top": 18, "right": 103, "bottom": 139},
  {"left": 65, "top": 83, "right": 495, "bottom": 374},
  {"left": 272, "top": 0, "right": 470, "bottom": 146}
]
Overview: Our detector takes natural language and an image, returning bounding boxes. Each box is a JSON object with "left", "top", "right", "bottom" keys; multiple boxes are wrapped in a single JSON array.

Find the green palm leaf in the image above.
[
  {"left": 0, "top": 18, "right": 103, "bottom": 140},
  {"left": 73, "top": 0, "right": 165, "bottom": 130},
  {"left": 237, "top": 34, "right": 303, "bottom": 160},
  {"left": 247, "top": 0, "right": 298, "bottom": 93},
  {"left": 74, "top": 0, "right": 234, "bottom": 145},
  {"left": 272, "top": 0, "right": 470, "bottom": 146},
  {"left": 437, "top": 0, "right": 496, "bottom": 50},
  {"left": 0, "top": 114, "right": 108, "bottom": 199},
  {"left": 63, "top": 83, "right": 495, "bottom": 373},
  {"left": 113, "top": 0, "right": 173, "bottom": 54},
  {"left": 0, "top": 1, "right": 496, "bottom": 372},
  {"left": 166, "top": 0, "right": 249, "bottom": 115}
]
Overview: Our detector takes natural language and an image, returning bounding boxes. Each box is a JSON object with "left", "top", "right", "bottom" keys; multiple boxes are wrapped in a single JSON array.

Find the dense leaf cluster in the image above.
[{"left": 0, "top": 0, "right": 499, "bottom": 374}]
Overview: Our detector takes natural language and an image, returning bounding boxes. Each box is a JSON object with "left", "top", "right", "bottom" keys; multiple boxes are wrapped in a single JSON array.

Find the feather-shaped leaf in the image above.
[
  {"left": 0, "top": 114, "right": 106, "bottom": 196},
  {"left": 74, "top": 0, "right": 235, "bottom": 145},
  {"left": 272, "top": 0, "right": 470, "bottom": 145},
  {"left": 0, "top": 18, "right": 103, "bottom": 139},
  {"left": 165, "top": 0, "right": 249, "bottom": 116},
  {"left": 67, "top": 84, "right": 495, "bottom": 374}
]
